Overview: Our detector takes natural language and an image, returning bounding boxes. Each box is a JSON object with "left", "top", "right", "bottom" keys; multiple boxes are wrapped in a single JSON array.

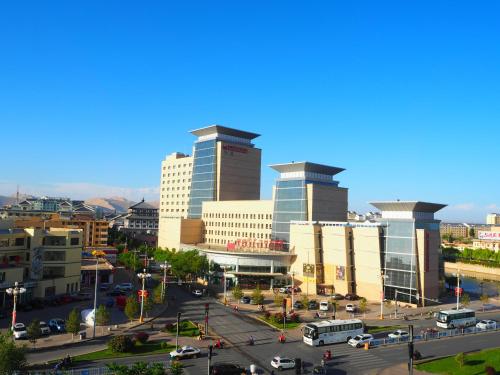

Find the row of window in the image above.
[
  {"left": 205, "top": 232, "right": 271, "bottom": 239},
  {"left": 317, "top": 323, "right": 363, "bottom": 334},
  {"left": 162, "top": 171, "right": 192, "bottom": 177},
  {"left": 203, "top": 213, "right": 272, "bottom": 220},
  {"left": 162, "top": 179, "right": 191, "bottom": 185},
  {"left": 161, "top": 208, "right": 186, "bottom": 213},
  {"left": 162, "top": 201, "right": 189, "bottom": 206},
  {"left": 163, "top": 163, "right": 192, "bottom": 170},
  {"left": 205, "top": 222, "right": 271, "bottom": 229}
]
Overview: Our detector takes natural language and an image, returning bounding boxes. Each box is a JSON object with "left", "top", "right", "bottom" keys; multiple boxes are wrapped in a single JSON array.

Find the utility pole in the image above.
[
  {"left": 456, "top": 271, "right": 461, "bottom": 310},
  {"left": 408, "top": 325, "right": 414, "bottom": 375},
  {"left": 395, "top": 290, "right": 399, "bottom": 319},
  {"left": 204, "top": 303, "right": 209, "bottom": 339},
  {"left": 208, "top": 345, "right": 213, "bottom": 375},
  {"left": 176, "top": 312, "right": 181, "bottom": 350}
]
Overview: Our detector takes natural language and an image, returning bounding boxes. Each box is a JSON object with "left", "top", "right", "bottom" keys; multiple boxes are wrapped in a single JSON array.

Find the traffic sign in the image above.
[{"left": 454, "top": 287, "right": 463, "bottom": 297}]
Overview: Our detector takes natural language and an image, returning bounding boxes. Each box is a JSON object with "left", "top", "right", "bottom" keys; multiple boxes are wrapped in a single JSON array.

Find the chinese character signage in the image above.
[{"left": 478, "top": 231, "right": 500, "bottom": 240}]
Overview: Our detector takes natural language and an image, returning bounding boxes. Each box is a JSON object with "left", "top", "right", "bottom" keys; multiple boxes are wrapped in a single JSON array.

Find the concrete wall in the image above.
[
  {"left": 321, "top": 225, "right": 351, "bottom": 295},
  {"left": 308, "top": 184, "right": 348, "bottom": 222},
  {"left": 416, "top": 229, "right": 440, "bottom": 303}
]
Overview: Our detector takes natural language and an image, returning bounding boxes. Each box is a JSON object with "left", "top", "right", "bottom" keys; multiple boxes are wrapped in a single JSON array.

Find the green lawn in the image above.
[
  {"left": 165, "top": 320, "right": 200, "bottom": 337},
  {"left": 416, "top": 348, "right": 500, "bottom": 375},
  {"left": 259, "top": 317, "right": 301, "bottom": 330},
  {"left": 366, "top": 325, "right": 404, "bottom": 334},
  {"left": 73, "top": 342, "right": 176, "bottom": 362}
]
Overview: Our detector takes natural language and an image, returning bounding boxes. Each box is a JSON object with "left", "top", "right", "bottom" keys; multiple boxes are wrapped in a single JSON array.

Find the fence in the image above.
[
  {"left": 369, "top": 325, "right": 499, "bottom": 348},
  {"left": 29, "top": 361, "right": 171, "bottom": 375}
]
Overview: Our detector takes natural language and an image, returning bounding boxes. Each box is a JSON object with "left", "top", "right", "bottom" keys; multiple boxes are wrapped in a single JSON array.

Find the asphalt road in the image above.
[{"left": 65, "top": 285, "right": 500, "bottom": 375}]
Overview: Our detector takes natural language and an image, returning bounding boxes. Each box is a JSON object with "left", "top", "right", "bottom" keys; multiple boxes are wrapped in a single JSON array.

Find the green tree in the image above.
[
  {"left": 251, "top": 287, "right": 264, "bottom": 305},
  {"left": 27, "top": 319, "right": 41, "bottom": 348},
  {"left": 461, "top": 293, "right": 471, "bottom": 307},
  {"left": 125, "top": 296, "right": 140, "bottom": 322},
  {"left": 455, "top": 352, "right": 465, "bottom": 368},
  {"left": 0, "top": 333, "right": 27, "bottom": 374},
  {"left": 480, "top": 294, "right": 489, "bottom": 312},
  {"left": 66, "top": 308, "right": 81, "bottom": 340},
  {"left": 106, "top": 362, "right": 130, "bottom": 375},
  {"left": 153, "top": 284, "right": 164, "bottom": 304},
  {"left": 169, "top": 361, "right": 184, "bottom": 375},
  {"left": 232, "top": 284, "right": 244, "bottom": 303},
  {"left": 359, "top": 297, "right": 368, "bottom": 314},
  {"left": 301, "top": 295, "right": 309, "bottom": 308},
  {"left": 274, "top": 293, "right": 284, "bottom": 307},
  {"left": 143, "top": 296, "right": 153, "bottom": 317},
  {"left": 96, "top": 305, "right": 111, "bottom": 334}
]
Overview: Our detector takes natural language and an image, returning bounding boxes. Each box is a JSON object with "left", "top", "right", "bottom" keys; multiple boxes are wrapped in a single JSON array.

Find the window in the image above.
[
  {"left": 15, "top": 237, "right": 25, "bottom": 246},
  {"left": 70, "top": 237, "right": 80, "bottom": 246}
]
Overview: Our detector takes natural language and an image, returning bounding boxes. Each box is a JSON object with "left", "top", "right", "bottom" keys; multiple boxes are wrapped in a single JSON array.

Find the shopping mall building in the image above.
[{"left": 158, "top": 125, "right": 445, "bottom": 305}]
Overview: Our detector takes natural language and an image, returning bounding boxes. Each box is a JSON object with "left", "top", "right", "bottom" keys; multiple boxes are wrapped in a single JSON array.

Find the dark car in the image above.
[
  {"left": 345, "top": 293, "right": 359, "bottom": 301},
  {"left": 307, "top": 300, "right": 318, "bottom": 310},
  {"left": 240, "top": 296, "right": 251, "bottom": 304},
  {"left": 210, "top": 363, "right": 247, "bottom": 374},
  {"left": 48, "top": 318, "right": 66, "bottom": 333},
  {"left": 330, "top": 293, "right": 345, "bottom": 300},
  {"left": 293, "top": 301, "right": 303, "bottom": 309},
  {"left": 107, "top": 290, "right": 126, "bottom": 297},
  {"left": 100, "top": 283, "right": 111, "bottom": 291}
]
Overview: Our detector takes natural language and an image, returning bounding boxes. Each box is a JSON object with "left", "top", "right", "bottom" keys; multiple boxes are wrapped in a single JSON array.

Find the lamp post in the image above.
[
  {"left": 456, "top": 271, "right": 461, "bottom": 310},
  {"left": 6, "top": 282, "right": 26, "bottom": 329},
  {"left": 221, "top": 266, "right": 227, "bottom": 305},
  {"left": 137, "top": 269, "right": 151, "bottom": 323},
  {"left": 287, "top": 271, "right": 296, "bottom": 309},
  {"left": 160, "top": 261, "right": 169, "bottom": 303},
  {"left": 380, "top": 272, "right": 389, "bottom": 320},
  {"left": 91, "top": 250, "right": 106, "bottom": 339}
]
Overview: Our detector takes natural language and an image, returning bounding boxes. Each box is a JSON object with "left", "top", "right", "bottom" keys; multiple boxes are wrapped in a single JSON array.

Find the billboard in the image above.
[{"left": 478, "top": 231, "right": 500, "bottom": 240}]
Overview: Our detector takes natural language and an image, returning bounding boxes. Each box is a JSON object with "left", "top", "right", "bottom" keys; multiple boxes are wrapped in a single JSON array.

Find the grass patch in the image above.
[
  {"left": 72, "top": 341, "right": 176, "bottom": 362},
  {"left": 366, "top": 325, "right": 404, "bottom": 334},
  {"left": 259, "top": 317, "right": 300, "bottom": 330},
  {"left": 416, "top": 348, "right": 500, "bottom": 375},
  {"left": 165, "top": 320, "right": 200, "bottom": 337}
]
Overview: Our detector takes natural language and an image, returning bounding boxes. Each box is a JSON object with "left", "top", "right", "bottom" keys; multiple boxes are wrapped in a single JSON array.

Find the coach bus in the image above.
[
  {"left": 303, "top": 319, "right": 364, "bottom": 346},
  {"left": 436, "top": 308, "right": 476, "bottom": 329}
]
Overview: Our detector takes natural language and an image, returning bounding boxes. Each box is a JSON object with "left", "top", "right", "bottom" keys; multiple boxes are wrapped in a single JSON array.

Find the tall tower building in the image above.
[
  {"left": 270, "top": 162, "right": 348, "bottom": 250},
  {"left": 159, "top": 152, "right": 193, "bottom": 219},
  {"left": 187, "top": 125, "right": 261, "bottom": 219}
]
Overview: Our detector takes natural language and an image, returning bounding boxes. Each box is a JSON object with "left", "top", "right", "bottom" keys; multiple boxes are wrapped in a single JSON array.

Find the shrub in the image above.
[
  {"left": 272, "top": 312, "right": 284, "bottom": 324},
  {"left": 164, "top": 323, "right": 175, "bottom": 332},
  {"left": 108, "top": 335, "right": 134, "bottom": 353},
  {"left": 263, "top": 311, "right": 271, "bottom": 320},
  {"left": 484, "top": 364, "right": 495, "bottom": 375},
  {"left": 288, "top": 312, "right": 300, "bottom": 323},
  {"left": 161, "top": 341, "right": 170, "bottom": 349},
  {"left": 455, "top": 352, "right": 465, "bottom": 368},
  {"left": 134, "top": 331, "right": 149, "bottom": 344}
]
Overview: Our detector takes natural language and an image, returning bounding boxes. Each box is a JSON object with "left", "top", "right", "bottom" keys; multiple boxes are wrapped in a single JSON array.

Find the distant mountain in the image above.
[
  {"left": 85, "top": 197, "right": 137, "bottom": 213},
  {"left": 0, "top": 195, "right": 17, "bottom": 207}
]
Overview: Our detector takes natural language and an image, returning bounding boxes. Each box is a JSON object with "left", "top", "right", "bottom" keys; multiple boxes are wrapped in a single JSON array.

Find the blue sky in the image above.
[{"left": 0, "top": 1, "right": 499, "bottom": 222}]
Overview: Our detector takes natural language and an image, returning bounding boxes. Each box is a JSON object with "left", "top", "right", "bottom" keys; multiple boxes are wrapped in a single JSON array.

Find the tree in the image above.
[
  {"left": 274, "top": 293, "right": 284, "bottom": 307},
  {"left": 27, "top": 319, "right": 41, "bottom": 348},
  {"left": 461, "top": 293, "right": 471, "bottom": 307},
  {"left": 143, "top": 296, "right": 153, "bottom": 317},
  {"left": 359, "top": 297, "right": 368, "bottom": 315},
  {"left": 66, "top": 308, "right": 81, "bottom": 341},
  {"left": 455, "top": 352, "right": 465, "bottom": 368},
  {"left": 170, "top": 361, "right": 184, "bottom": 375},
  {"left": 106, "top": 363, "right": 130, "bottom": 375},
  {"left": 153, "top": 284, "right": 164, "bottom": 304},
  {"left": 232, "top": 284, "right": 244, "bottom": 303},
  {"left": 480, "top": 294, "right": 489, "bottom": 312},
  {"left": 301, "top": 295, "right": 309, "bottom": 307},
  {"left": 125, "top": 296, "right": 140, "bottom": 322},
  {"left": 251, "top": 287, "right": 264, "bottom": 305},
  {"left": 0, "top": 333, "right": 27, "bottom": 374},
  {"left": 96, "top": 305, "right": 111, "bottom": 334}
]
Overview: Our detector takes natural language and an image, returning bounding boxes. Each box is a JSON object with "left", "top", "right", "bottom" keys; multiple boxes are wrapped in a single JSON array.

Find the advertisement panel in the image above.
[{"left": 478, "top": 231, "right": 500, "bottom": 240}]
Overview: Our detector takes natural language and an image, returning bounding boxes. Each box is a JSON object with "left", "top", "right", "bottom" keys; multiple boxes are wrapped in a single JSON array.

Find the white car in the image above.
[
  {"left": 115, "top": 283, "right": 133, "bottom": 292},
  {"left": 169, "top": 346, "right": 201, "bottom": 359},
  {"left": 388, "top": 330, "right": 409, "bottom": 340},
  {"left": 476, "top": 319, "right": 497, "bottom": 330},
  {"left": 192, "top": 289, "right": 203, "bottom": 297},
  {"left": 12, "top": 323, "right": 28, "bottom": 340},
  {"left": 348, "top": 334, "right": 373, "bottom": 348},
  {"left": 39, "top": 321, "right": 51, "bottom": 335},
  {"left": 319, "top": 301, "right": 329, "bottom": 311},
  {"left": 346, "top": 304, "right": 357, "bottom": 312},
  {"left": 271, "top": 356, "right": 296, "bottom": 370}
]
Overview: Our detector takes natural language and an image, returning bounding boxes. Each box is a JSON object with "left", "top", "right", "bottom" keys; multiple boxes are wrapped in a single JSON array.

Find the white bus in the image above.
[
  {"left": 436, "top": 308, "right": 476, "bottom": 329},
  {"left": 303, "top": 319, "right": 364, "bottom": 346}
]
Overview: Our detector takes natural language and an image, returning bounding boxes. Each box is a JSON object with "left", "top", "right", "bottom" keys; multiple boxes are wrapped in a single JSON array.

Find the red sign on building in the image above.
[{"left": 454, "top": 287, "right": 463, "bottom": 297}]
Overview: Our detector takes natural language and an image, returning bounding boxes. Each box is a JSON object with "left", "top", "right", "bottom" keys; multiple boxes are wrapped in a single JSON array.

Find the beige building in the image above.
[
  {"left": 160, "top": 152, "right": 193, "bottom": 219},
  {"left": 486, "top": 213, "right": 500, "bottom": 225},
  {"left": 473, "top": 226, "right": 500, "bottom": 251},
  {"left": 0, "top": 221, "right": 83, "bottom": 305}
]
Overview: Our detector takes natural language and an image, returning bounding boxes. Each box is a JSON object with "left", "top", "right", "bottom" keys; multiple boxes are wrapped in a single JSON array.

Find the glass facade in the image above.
[
  {"left": 271, "top": 179, "right": 307, "bottom": 248},
  {"left": 187, "top": 140, "right": 217, "bottom": 218},
  {"left": 381, "top": 219, "right": 418, "bottom": 304}
]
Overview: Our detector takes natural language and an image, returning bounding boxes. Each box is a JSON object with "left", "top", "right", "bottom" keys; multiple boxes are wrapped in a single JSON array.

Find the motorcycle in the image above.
[
  {"left": 323, "top": 350, "right": 332, "bottom": 361},
  {"left": 413, "top": 350, "right": 422, "bottom": 360}
]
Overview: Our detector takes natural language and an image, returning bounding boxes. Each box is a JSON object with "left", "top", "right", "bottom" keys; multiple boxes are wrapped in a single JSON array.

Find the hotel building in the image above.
[{"left": 158, "top": 125, "right": 445, "bottom": 304}]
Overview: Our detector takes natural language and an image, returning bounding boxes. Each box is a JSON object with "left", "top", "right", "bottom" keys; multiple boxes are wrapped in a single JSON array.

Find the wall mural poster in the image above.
[{"left": 336, "top": 266, "right": 345, "bottom": 281}]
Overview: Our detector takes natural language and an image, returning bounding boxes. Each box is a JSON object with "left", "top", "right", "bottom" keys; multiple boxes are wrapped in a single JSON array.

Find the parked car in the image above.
[
  {"left": 388, "top": 330, "right": 409, "bottom": 340},
  {"left": 476, "top": 319, "right": 497, "bottom": 330},
  {"left": 271, "top": 356, "right": 296, "bottom": 371},
  {"left": 345, "top": 304, "right": 357, "bottom": 312},
  {"left": 348, "top": 334, "right": 374, "bottom": 348},
  {"left": 39, "top": 321, "right": 51, "bottom": 335},
  {"left": 107, "top": 290, "right": 126, "bottom": 297},
  {"left": 115, "top": 283, "right": 133, "bottom": 292},
  {"left": 319, "top": 301, "right": 329, "bottom": 311},
  {"left": 345, "top": 293, "right": 359, "bottom": 301},
  {"left": 209, "top": 363, "right": 247, "bottom": 374},
  {"left": 75, "top": 292, "right": 92, "bottom": 301},
  {"left": 330, "top": 293, "right": 345, "bottom": 300},
  {"left": 240, "top": 296, "right": 251, "bottom": 304},
  {"left": 170, "top": 345, "right": 201, "bottom": 359},
  {"left": 100, "top": 283, "right": 111, "bottom": 291},
  {"left": 12, "top": 323, "right": 28, "bottom": 340},
  {"left": 192, "top": 289, "right": 203, "bottom": 297},
  {"left": 307, "top": 300, "right": 318, "bottom": 310},
  {"left": 293, "top": 301, "right": 303, "bottom": 309},
  {"left": 48, "top": 318, "right": 66, "bottom": 333},
  {"left": 60, "top": 295, "right": 74, "bottom": 304}
]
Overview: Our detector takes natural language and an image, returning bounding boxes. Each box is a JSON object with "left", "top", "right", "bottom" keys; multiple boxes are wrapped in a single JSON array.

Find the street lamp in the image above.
[
  {"left": 380, "top": 272, "right": 389, "bottom": 320},
  {"left": 287, "top": 271, "right": 296, "bottom": 310},
  {"left": 455, "top": 271, "right": 461, "bottom": 310},
  {"left": 6, "top": 282, "right": 26, "bottom": 329},
  {"left": 160, "top": 261, "right": 169, "bottom": 302},
  {"left": 91, "top": 250, "right": 106, "bottom": 339},
  {"left": 137, "top": 269, "right": 152, "bottom": 323}
]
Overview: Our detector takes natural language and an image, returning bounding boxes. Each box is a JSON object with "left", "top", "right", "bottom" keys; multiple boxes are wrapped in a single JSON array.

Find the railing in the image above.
[
  {"left": 369, "top": 325, "right": 499, "bottom": 348},
  {"left": 29, "top": 361, "right": 171, "bottom": 375}
]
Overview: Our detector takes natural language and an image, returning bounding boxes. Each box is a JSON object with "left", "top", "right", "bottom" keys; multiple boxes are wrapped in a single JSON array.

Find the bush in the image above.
[
  {"left": 272, "top": 312, "right": 284, "bottom": 325},
  {"left": 108, "top": 335, "right": 134, "bottom": 353},
  {"left": 455, "top": 352, "right": 465, "bottom": 368},
  {"left": 133, "top": 332, "right": 149, "bottom": 344},
  {"left": 161, "top": 341, "right": 170, "bottom": 349},
  {"left": 485, "top": 364, "right": 495, "bottom": 375},
  {"left": 164, "top": 323, "right": 175, "bottom": 332},
  {"left": 263, "top": 311, "right": 271, "bottom": 320},
  {"left": 288, "top": 312, "right": 300, "bottom": 323}
]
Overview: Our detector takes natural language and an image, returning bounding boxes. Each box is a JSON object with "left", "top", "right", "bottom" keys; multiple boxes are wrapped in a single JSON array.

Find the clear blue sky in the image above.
[{"left": 1, "top": 1, "right": 499, "bottom": 222}]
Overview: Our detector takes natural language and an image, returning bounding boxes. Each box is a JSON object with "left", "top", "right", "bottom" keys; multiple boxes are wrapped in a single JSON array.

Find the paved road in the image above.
[{"left": 62, "top": 285, "right": 497, "bottom": 375}]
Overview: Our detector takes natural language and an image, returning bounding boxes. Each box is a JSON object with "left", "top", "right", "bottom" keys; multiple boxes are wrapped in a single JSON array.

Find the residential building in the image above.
[
  {"left": 486, "top": 213, "right": 500, "bottom": 225},
  {"left": 0, "top": 196, "right": 96, "bottom": 219}
]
